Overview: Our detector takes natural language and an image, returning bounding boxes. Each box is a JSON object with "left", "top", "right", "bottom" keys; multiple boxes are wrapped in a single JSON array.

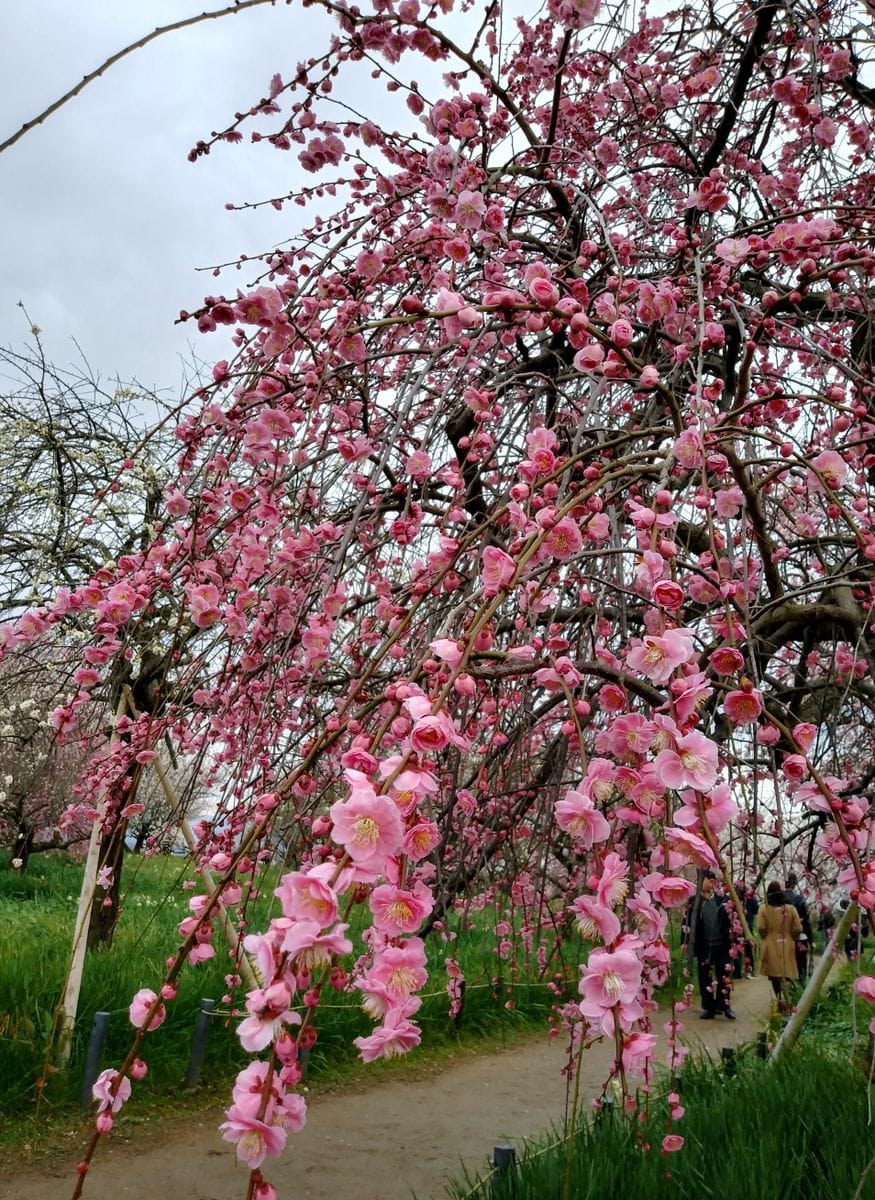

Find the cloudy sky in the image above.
[{"left": 0, "top": 1, "right": 342, "bottom": 397}]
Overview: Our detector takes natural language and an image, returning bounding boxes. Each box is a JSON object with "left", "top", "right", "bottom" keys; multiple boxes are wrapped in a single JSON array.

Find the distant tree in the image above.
[
  {"left": 0, "top": 328, "right": 170, "bottom": 614},
  {"left": 0, "top": 647, "right": 91, "bottom": 870},
  {"left": 0, "top": 334, "right": 185, "bottom": 944}
]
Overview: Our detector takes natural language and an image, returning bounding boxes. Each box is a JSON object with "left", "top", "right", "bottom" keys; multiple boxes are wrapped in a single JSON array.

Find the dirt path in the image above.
[{"left": 0, "top": 977, "right": 773, "bottom": 1200}]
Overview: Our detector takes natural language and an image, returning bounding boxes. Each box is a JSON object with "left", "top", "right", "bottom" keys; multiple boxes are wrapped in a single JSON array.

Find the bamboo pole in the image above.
[
  {"left": 770, "top": 901, "right": 858, "bottom": 1065},
  {"left": 56, "top": 694, "right": 127, "bottom": 1066},
  {"left": 149, "top": 751, "right": 262, "bottom": 991}
]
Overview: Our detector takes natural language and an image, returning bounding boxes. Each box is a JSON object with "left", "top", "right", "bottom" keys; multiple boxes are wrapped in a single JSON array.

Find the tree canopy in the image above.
[{"left": 3, "top": 1, "right": 875, "bottom": 1196}]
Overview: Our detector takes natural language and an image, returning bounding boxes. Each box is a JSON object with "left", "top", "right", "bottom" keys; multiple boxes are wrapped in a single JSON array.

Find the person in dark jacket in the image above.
[
  {"left": 742, "top": 882, "right": 760, "bottom": 978},
  {"left": 785, "top": 872, "right": 814, "bottom": 980},
  {"left": 690, "top": 872, "right": 736, "bottom": 1020}
]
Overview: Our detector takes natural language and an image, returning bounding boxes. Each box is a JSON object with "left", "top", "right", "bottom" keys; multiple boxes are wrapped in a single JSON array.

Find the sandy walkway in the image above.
[{"left": 0, "top": 976, "right": 773, "bottom": 1200}]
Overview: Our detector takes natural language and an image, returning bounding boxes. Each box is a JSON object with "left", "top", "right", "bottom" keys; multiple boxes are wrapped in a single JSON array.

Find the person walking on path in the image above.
[
  {"left": 757, "top": 880, "right": 803, "bottom": 1013},
  {"left": 689, "top": 871, "right": 736, "bottom": 1020},
  {"left": 785, "top": 871, "right": 814, "bottom": 980}
]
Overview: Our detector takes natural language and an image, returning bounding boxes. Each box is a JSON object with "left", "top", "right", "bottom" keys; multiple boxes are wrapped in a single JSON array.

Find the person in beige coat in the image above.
[{"left": 757, "top": 880, "right": 803, "bottom": 1011}]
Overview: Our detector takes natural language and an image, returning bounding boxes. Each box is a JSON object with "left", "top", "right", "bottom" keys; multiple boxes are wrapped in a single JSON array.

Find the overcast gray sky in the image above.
[
  {"left": 0, "top": 0, "right": 546, "bottom": 403},
  {"left": 0, "top": 1, "right": 340, "bottom": 397}
]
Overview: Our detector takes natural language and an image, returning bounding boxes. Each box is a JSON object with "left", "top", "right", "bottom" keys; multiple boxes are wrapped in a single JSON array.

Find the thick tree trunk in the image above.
[
  {"left": 11, "top": 820, "right": 34, "bottom": 871},
  {"left": 86, "top": 820, "right": 127, "bottom": 950},
  {"left": 132, "top": 821, "right": 151, "bottom": 853}
]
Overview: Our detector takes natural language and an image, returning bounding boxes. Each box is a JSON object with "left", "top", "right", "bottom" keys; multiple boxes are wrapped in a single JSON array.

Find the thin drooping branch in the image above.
[{"left": 0, "top": 0, "right": 282, "bottom": 157}]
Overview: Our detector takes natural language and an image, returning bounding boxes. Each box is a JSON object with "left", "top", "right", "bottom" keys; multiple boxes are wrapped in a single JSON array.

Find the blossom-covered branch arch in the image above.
[{"left": 4, "top": 0, "right": 875, "bottom": 1196}]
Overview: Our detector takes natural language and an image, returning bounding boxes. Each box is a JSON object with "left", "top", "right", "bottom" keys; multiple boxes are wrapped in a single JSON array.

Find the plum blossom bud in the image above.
[
  {"left": 793, "top": 723, "right": 817, "bottom": 752},
  {"left": 454, "top": 673, "right": 477, "bottom": 696},
  {"left": 756, "top": 724, "right": 780, "bottom": 746},
  {"left": 609, "top": 319, "right": 634, "bottom": 348},
  {"left": 574, "top": 342, "right": 605, "bottom": 371},
  {"left": 652, "top": 580, "right": 684, "bottom": 610},
  {"left": 130, "top": 1058, "right": 148, "bottom": 1080},
  {"left": 256, "top": 791, "right": 280, "bottom": 813}
]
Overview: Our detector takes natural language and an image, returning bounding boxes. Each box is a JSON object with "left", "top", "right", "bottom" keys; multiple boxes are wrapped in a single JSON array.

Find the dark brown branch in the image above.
[
  {"left": 0, "top": 0, "right": 281, "bottom": 156},
  {"left": 686, "top": 0, "right": 780, "bottom": 232}
]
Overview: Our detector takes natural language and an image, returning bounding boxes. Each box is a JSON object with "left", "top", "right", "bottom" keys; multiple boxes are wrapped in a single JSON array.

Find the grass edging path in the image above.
[{"left": 0, "top": 976, "right": 774, "bottom": 1200}]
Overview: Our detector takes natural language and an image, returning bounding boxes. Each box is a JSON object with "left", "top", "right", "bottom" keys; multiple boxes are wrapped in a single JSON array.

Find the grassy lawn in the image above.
[{"left": 0, "top": 853, "right": 568, "bottom": 1159}]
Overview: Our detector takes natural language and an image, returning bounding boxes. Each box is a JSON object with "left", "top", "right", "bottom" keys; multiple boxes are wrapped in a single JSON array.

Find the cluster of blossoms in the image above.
[{"left": 218, "top": 687, "right": 460, "bottom": 1167}]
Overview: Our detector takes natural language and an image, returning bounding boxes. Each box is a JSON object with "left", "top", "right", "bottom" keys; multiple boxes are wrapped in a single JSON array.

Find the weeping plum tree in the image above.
[{"left": 4, "top": 0, "right": 875, "bottom": 1195}]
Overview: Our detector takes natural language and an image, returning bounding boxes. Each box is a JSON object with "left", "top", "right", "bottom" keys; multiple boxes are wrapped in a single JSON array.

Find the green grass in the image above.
[
  {"left": 0, "top": 853, "right": 566, "bottom": 1141},
  {"left": 447, "top": 972, "right": 875, "bottom": 1200},
  {"left": 447, "top": 1044, "right": 875, "bottom": 1200}
]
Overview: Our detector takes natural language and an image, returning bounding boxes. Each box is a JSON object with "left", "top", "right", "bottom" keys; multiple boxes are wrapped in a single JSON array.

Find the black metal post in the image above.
[
  {"left": 184, "top": 998, "right": 216, "bottom": 1091},
  {"left": 80, "top": 1011, "right": 110, "bottom": 1111},
  {"left": 493, "top": 1145, "right": 516, "bottom": 1171}
]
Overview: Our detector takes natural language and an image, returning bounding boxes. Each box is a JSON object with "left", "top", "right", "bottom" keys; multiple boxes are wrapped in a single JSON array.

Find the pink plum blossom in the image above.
[
  {"left": 364, "top": 938, "right": 428, "bottom": 1000},
  {"left": 854, "top": 977, "right": 875, "bottom": 1003},
  {"left": 724, "top": 688, "right": 763, "bottom": 725},
  {"left": 369, "top": 882, "right": 434, "bottom": 934},
  {"left": 793, "top": 723, "right": 817, "bottom": 752},
  {"left": 281, "top": 921, "right": 353, "bottom": 970},
  {"left": 622, "top": 1031, "right": 657, "bottom": 1076},
  {"left": 353, "top": 1000, "right": 423, "bottom": 1062},
  {"left": 92, "top": 1069, "right": 131, "bottom": 1114},
  {"left": 221, "top": 1109, "right": 287, "bottom": 1168},
  {"left": 404, "top": 695, "right": 470, "bottom": 751},
  {"left": 809, "top": 449, "right": 848, "bottom": 491},
  {"left": 429, "top": 638, "right": 464, "bottom": 668},
  {"left": 544, "top": 517, "right": 583, "bottom": 561},
  {"left": 578, "top": 948, "right": 643, "bottom": 1035},
  {"left": 402, "top": 820, "right": 441, "bottom": 860},
  {"left": 329, "top": 786, "right": 404, "bottom": 868},
  {"left": 652, "top": 579, "right": 685, "bottom": 610},
  {"left": 647, "top": 875, "right": 696, "bottom": 908},
  {"left": 547, "top": 0, "right": 600, "bottom": 30},
  {"left": 129, "top": 988, "right": 166, "bottom": 1032},
  {"left": 275, "top": 872, "right": 339, "bottom": 927},
  {"left": 570, "top": 896, "right": 621, "bottom": 944},
  {"left": 596, "top": 851, "right": 629, "bottom": 908},
  {"left": 626, "top": 628, "right": 695, "bottom": 684},
  {"left": 796, "top": 775, "right": 846, "bottom": 814},
  {"left": 715, "top": 237, "right": 750, "bottom": 266},
  {"left": 454, "top": 189, "right": 487, "bottom": 229},
  {"left": 554, "top": 789, "right": 610, "bottom": 847},
  {"left": 653, "top": 731, "right": 719, "bottom": 791},
  {"left": 480, "top": 546, "right": 516, "bottom": 595},
  {"left": 237, "top": 980, "right": 301, "bottom": 1053},
  {"left": 664, "top": 828, "right": 718, "bottom": 870}
]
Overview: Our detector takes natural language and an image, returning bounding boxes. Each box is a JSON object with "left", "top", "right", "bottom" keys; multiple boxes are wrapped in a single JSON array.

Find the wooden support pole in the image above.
[
  {"left": 771, "top": 902, "right": 858, "bottom": 1065},
  {"left": 56, "top": 695, "right": 127, "bottom": 1067},
  {"left": 150, "top": 751, "right": 262, "bottom": 991}
]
